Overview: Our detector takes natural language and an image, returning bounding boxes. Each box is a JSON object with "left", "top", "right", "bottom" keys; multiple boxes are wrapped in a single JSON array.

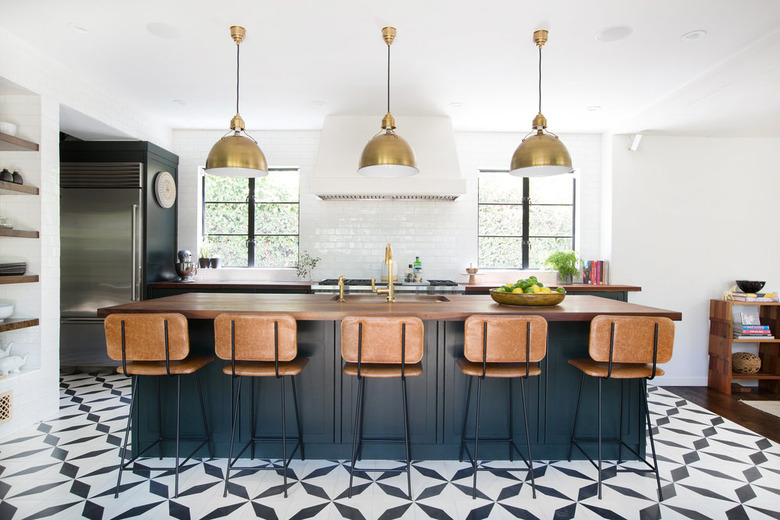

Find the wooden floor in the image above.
[{"left": 666, "top": 386, "right": 780, "bottom": 443}]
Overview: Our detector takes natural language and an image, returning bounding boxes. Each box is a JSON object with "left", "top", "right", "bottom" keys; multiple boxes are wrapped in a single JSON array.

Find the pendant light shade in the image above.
[
  {"left": 509, "top": 30, "right": 573, "bottom": 177},
  {"left": 205, "top": 26, "right": 268, "bottom": 178},
  {"left": 358, "top": 27, "right": 419, "bottom": 178}
]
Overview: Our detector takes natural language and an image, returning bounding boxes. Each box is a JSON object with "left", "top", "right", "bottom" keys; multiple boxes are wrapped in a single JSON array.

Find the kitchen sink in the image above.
[{"left": 330, "top": 295, "right": 450, "bottom": 304}]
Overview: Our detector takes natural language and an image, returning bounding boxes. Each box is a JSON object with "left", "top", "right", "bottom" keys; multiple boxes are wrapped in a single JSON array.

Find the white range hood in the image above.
[{"left": 310, "top": 115, "right": 466, "bottom": 200}]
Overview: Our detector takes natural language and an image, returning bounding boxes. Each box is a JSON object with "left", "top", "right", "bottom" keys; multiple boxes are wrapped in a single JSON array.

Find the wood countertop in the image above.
[
  {"left": 148, "top": 280, "right": 313, "bottom": 290},
  {"left": 98, "top": 293, "right": 680, "bottom": 322},
  {"left": 460, "top": 283, "right": 642, "bottom": 292}
]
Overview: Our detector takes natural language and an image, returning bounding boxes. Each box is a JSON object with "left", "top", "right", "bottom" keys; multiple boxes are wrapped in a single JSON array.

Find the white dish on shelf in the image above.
[
  {"left": 0, "top": 122, "right": 17, "bottom": 136},
  {"left": 0, "top": 300, "right": 14, "bottom": 322}
]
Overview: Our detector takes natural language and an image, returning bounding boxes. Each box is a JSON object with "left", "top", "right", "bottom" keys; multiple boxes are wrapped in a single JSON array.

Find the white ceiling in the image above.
[{"left": 2, "top": 0, "right": 780, "bottom": 138}]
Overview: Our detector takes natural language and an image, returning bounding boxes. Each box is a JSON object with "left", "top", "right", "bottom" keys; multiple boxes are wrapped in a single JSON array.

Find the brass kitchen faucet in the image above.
[{"left": 371, "top": 244, "right": 395, "bottom": 302}]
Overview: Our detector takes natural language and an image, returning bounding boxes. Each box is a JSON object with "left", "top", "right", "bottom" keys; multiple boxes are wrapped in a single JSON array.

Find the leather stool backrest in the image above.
[
  {"left": 105, "top": 313, "right": 189, "bottom": 361},
  {"left": 341, "top": 316, "right": 424, "bottom": 364},
  {"left": 214, "top": 314, "right": 297, "bottom": 362},
  {"left": 589, "top": 315, "right": 674, "bottom": 364},
  {"left": 464, "top": 315, "right": 547, "bottom": 363}
]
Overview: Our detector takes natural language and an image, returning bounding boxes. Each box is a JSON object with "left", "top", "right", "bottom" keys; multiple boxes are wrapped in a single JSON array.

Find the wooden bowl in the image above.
[{"left": 489, "top": 289, "right": 565, "bottom": 307}]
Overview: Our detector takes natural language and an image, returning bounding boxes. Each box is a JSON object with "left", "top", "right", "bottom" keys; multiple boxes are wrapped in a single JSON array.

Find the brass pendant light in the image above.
[
  {"left": 510, "top": 30, "right": 573, "bottom": 177},
  {"left": 205, "top": 26, "right": 268, "bottom": 177},
  {"left": 358, "top": 26, "right": 419, "bottom": 178}
]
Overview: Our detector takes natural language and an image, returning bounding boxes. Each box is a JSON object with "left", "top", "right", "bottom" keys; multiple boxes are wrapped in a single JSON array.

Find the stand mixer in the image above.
[{"left": 175, "top": 250, "right": 196, "bottom": 282}]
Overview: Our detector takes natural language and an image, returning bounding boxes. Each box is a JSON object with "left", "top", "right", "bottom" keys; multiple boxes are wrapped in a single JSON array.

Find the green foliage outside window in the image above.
[
  {"left": 478, "top": 171, "right": 574, "bottom": 269},
  {"left": 203, "top": 169, "right": 299, "bottom": 267}
]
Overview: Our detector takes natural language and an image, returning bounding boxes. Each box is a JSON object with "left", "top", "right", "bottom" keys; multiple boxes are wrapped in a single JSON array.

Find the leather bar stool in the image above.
[
  {"left": 568, "top": 315, "right": 674, "bottom": 500},
  {"left": 340, "top": 316, "right": 425, "bottom": 499},
  {"left": 214, "top": 314, "right": 308, "bottom": 498},
  {"left": 104, "top": 313, "right": 214, "bottom": 498},
  {"left": 458, "top": 315, "right": 547, "bottom": 499}
]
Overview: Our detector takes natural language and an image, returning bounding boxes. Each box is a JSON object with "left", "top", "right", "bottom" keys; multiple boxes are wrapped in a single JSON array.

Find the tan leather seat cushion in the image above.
[
  {"left": 105, "top": 313, "right": 190, "bottom": 361},
  {"left": 589, "top": 315, "right": 674, "bottom": 364},
  {"left": 568, "top": 358, "right": 665, "bottom": 379},
  {"left": 456, "top": 357, "right": 541, "bottom": 378},
  {"left": 342, "top": 362, "right": 423, "bottom": 378},
  {"left": 341, "top": 316, "right": 424, "bottom": 364},
  {"left": 116, "top": 355, "right": 214, "bottom": 376},
  {"left": 464, "top": 315, "right": 547, "bottom": 363},
  {"left": 221, "top": 357, "right": 309, "bottom": 377},
  {"left": 214, "top": 314, "right": 298, "bottom": 362}
]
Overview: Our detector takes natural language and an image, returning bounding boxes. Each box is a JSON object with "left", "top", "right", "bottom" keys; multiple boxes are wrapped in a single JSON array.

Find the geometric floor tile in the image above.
[{"left": 0, "top": 373, "right": 778, "bottom": 519}]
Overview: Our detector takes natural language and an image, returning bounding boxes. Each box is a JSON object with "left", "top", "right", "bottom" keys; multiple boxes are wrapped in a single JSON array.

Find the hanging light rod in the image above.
[
  {"left": 357, "top": 26, "right": 419, "bottom": 178},
  {"left": 509, "top": 29, "right": 573, "bottom": 177},
  {"left": 205, "top": 25, "right": 268, "bottom": 178}
]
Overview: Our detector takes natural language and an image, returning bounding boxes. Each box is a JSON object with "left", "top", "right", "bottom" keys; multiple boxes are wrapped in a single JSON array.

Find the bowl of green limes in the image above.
[{"left": 490, "top": 276, "right": 566, "bottom": 306}]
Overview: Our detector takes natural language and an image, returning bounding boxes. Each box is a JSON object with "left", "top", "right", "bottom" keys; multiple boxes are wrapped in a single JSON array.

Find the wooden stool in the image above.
[
  {"left": 568, "top": 315, "right": 674, "bottom": 500},
  {"left": 214, "top": 314, "right": 308, "bottom": 498},
  {"left": 340, "top": 316, "right": 425, "bottom": 499},
  {"left": 458, "top": 315, "right": 547, "bottom": 499},
  {"left": 104, "top": 313, "right": 214, "bottom": 498}
]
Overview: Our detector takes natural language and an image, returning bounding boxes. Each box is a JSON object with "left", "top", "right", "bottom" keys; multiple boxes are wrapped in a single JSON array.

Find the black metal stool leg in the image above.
[
  {"left": 401, "top": 376, "right": 412, "bottom": 499},
  {"left": 280, "top": 375, "right": 288, "bottom": 497},
  {"left": 597, "top": 377, "right": 603, "bottom": 500},
  {"left": 196, "top": 372, "right": 213, "bottom": 459},
  {"left": 251, "top": 378, "right": 256, "bottom": 460},
  {"left": 519, "top": 378, "right": 536, "bottom": 498},
  {"left": 174, "top": 375, "right": 182, "bottom": 498},
  {"left": 157, "top": 377, "right": 163, "bottom": 460},
  {"left": 348, "top": 376, "right": 364, "bottom": 498},
  {"left": 568, "top": 372, "right": 585, "bottom": 461},
  {"left": 224, "top": 376, "right": 242, "bottom": 497},
  {"left": 459, "top": 376, "right": 473, "bottom": 463},
  {"left": 472, "top": 376, "right": 483, "bottom": 499},
  {"left": 291, "top": 375, "right": 304, "bottom": 460},
  {"left": 618, "top": 379, "right": 625, "bottom": 464},
  {"left": 509, "top": 378, "right": 514, "bottom": 462},
  {"left": 115, "top": 375, "right": 139, "bottom": 498},
  {"left": 644, "top": 380, "right": 663, "bottom": 501},
  {"left": 357, "top": 376, "right": 367, "bottom": 462}
]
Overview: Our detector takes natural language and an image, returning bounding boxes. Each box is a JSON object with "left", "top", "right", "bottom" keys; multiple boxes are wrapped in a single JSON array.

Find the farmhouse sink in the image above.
[{"left": 330, "top": 295, "right": 450, "bottom": 304}]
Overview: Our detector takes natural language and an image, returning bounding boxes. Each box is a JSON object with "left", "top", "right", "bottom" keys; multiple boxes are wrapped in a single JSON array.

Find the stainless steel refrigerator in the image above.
[{"left": 60, "top": 141, "right": 178, "bottom": 366}]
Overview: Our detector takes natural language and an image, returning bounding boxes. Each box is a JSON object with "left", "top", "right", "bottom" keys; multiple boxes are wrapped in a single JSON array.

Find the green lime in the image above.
[
  {"left": 556, "top": 287, "right": 566, "bottom": 293},
  {"left": 524, "top": 287, "right": 535, "bottom": 294}
]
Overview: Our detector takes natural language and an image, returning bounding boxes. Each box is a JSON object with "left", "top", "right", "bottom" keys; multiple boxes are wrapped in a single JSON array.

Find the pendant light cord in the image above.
[
  {"left": 386, "top": 43, "right": 391, "bottom": 114},
  {"left": 236, "top": 43, "right": 241, "bottom": 115},
  {"left": 537, "top": 45, "right": 542, "bottom": 114}
]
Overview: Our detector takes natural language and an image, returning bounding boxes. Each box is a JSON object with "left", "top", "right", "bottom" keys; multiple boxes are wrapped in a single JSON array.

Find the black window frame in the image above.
[
  {"left": 478, "top": 169, "right": 576, "bottom": 269},
  {"left": 201, "top": 167, "right": 300, "bottom": 267}
]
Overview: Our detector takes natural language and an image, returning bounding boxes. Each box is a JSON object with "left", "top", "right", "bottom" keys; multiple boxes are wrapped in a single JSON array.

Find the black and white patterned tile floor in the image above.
[{"left": 0, "top": 373, "right": 779, "bottom": 520}]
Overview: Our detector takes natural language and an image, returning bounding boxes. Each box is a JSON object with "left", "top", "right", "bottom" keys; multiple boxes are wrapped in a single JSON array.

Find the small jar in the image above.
[
  {"left": 11, "top": 170, "right": 23, "bottom": 185},
  {"left": 0, "top": 168, "right": 12, "bottom": 182}
]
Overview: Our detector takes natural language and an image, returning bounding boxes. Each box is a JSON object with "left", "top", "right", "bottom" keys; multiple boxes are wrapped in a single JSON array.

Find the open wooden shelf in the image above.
[
  {"left": 0, "top": 275, "right": 38, "bottom": 285},
  {"left": 0, "top": 131, "right": 39, "bottom": 152},
  {"left": 0, "top": 180, "right": 38, "bottom": 195},
  {"left": 732, "top": 338, "right": 780, "bottom": 343},
  {"left": 0, "top": 317, "right": 39, "bottom": 333},
  {"left": 732, "top": 371, "right": 780, "bottom": 380},
  {"left": 0, "top": 228, "right": 39, "bottom": 238}
]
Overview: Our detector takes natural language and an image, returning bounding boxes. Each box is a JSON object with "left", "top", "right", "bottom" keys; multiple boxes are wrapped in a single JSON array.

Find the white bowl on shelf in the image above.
[
  {"left": 0, "top": 122, "right": 17, "bottom": 136},
  {"left": 0, "top": 300, "right": 13, "bottom": 322}
]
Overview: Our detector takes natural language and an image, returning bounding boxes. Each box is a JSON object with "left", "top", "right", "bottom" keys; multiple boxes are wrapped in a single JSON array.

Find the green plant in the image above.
[
  {"left": 295, "top": 250, "right": 321, "bottom": 279},
  {"left": 199, "top": 237, "right": 211, "bottom": 259},
  {"left": 544, "top": 250, "right": 581, "bottom": 282}
]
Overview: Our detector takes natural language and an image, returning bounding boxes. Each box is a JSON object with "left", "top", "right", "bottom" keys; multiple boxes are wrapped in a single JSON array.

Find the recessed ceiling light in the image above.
[
  {"left": 146, "top": 23, "right": 181, "bottom": 39},
  {"left": 594, "top": 25, "right": 633, "bottom": 43},
  {"left": 681, "top": 30, "right": 707, "bottom": 41},
  {"left": 172, "top": 99, "right": 186, "bottom": 106},
  {"left": 449, "top": 102, "right": 463, "bottom": 109},
  {"left": 69, "top": 23, "right": 88, "bottom": 34},
  {"left": 586, "top": 105, "right": 602, "bottom": 112}
]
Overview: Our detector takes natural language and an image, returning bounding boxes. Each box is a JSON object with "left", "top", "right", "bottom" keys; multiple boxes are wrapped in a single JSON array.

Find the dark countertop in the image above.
[
  {"left": 99, "top": 293, "right": 680, "bottom": 322},
  {"left": 148, "top": 280, "right": 313, "bottom": 290}
]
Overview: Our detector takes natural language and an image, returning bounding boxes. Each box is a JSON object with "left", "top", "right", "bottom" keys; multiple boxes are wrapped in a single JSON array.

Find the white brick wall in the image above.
[{"left": 173, "top": 130, "right": 602, "bottom": 284}]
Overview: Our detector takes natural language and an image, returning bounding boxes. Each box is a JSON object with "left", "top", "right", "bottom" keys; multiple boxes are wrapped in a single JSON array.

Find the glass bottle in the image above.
[
  {"left": 413, "top": 256, "right": 422, "bottom": 281},
  {"left": 405, "top": 264, "right": 413, "bottom": 283}
]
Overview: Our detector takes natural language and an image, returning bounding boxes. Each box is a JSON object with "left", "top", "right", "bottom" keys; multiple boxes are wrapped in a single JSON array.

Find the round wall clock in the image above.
[{"left": 154, "top": 171, "right": 177, "bottom": 208}]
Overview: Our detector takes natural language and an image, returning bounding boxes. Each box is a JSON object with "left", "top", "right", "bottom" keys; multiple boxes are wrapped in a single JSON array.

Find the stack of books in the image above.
[
  {"left": 730, "top": 292, "right": 779, "bottom": 302},
  {"left": 582, "top": 260, "right": 609, "bottom": 285},
  {"left": 733, "top": 311, "right": 774, "bottom": 339}
]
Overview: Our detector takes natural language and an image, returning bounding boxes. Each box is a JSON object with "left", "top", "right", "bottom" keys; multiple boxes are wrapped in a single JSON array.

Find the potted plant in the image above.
[
  {"left": 199, "top": 238, "right": 211, "bottom": 269},
  {"left": 544, "top": 250, "right": 581, "bottom": 285},
  {"left": 294, "top": 250, "right": 321, "bottom": 282}
]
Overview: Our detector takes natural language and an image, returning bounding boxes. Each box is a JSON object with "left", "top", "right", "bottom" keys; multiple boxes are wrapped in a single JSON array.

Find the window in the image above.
[
  {"left": 478, "top": 170, "right": 575, "bottom": 269},
  {"left": 202, "top": 168, "right": 299, "bottom": 267}
]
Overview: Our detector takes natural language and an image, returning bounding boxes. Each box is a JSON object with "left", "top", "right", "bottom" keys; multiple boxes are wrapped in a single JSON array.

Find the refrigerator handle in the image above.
[{"left": 131, "top": 204, "right": 139, "bottom": 301}]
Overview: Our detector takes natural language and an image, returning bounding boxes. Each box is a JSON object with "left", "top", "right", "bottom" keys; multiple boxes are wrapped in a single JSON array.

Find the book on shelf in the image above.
[
  {"left": 733, "top": 334, "right": 775, "bottom": 340},
  {"left": 734, "top": 325, "right": 770, "bottom": 331},
  {"left": 582, "top": 260, "right": 609, "bottom": 285},
  {"left": 733, "top": 330, "right": 772, "bottom": 335},
  {"left": 730, "top": 292, "right": 779, "bottom": 302}
]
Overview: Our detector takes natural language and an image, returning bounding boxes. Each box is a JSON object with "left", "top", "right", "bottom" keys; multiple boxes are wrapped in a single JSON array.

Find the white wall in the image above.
[
  {"left": 173, "top": 130, "right": 602, "bottom": 284},
  {"left": 610, "top": 135, "right": 780, "bottom": 385}
]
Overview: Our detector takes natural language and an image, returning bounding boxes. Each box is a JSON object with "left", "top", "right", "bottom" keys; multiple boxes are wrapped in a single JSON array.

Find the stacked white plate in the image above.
[{"left": 0, "top": 262, "right": 26, "bottom": 276}]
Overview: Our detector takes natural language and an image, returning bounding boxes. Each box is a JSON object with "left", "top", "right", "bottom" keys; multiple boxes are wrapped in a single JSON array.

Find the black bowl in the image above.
[{"left": 736, "top": 280, "right": 765, "bottom": 293}]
